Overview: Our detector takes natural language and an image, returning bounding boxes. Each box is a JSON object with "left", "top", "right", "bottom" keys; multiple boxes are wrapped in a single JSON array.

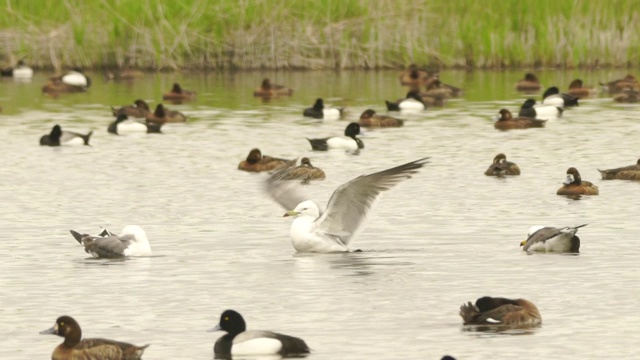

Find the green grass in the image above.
[{"left": 0, "top": 0, "right": 638, "bottom": 70}]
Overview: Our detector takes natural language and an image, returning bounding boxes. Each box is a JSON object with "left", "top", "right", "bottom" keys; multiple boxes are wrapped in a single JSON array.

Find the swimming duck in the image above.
[
  {"left": 484, "top": 153, "right": 520, "bottom": 176},
  {"left": 40, "top": 125, "right": 93, "bottom": 146},
  {"left": 53, "top": 68, "right": 91, "bottom": 88},
  {"left": 518, "top": 99, "right": 563, "bottom": 120},
  {"left": 238, "top": 148, "right": 295, "bottom": 173},
  {"left": 271, "top": 157, "right": 326, "bottom": 183},
  {"left": 542, "top": 86, "right": 579, "bottom": 107},
  {"left": 208, "top": 310, "right": 310, "bottom": 357},
  {"left": 398, "top": 64, "right": 432, "bottom": 87},
  {"left": 253, "top": 78, "right": 293, "bottom": 97},
  {"left": 385, "top": 91, "right": 426, "bottom": 111},
  {"left": 269, "top": 158, "right": 428, "bottom": 252},
  {"left": 162, "top": 83, "right": 197, "bottom": 102},
  {"left": 42, "top": 80, "right": 87, "bottom": 94},
  {"left": 111, "top": 99, "right": 151, "bottom": 118},
  {"left": 557, "top": 167, "right": 599, "bottom": 196},
  {"left": 303, "top": 98, "right": 343, "bottom": 119},
  {"left": 145, "top": 104, "right": 187, "bottom": 123},
  {"left": 70, "top": 225, "right": 152, "bottom": 258},
  {"left": 359, "top": 109, "right": 404, "bottom": 128},
  {"left": 520, "top": 224, "right": 586, "bottom": 253},
  {"left": 613, "top": 88, "right": 640, "bottom": 103},
  {"left": 424, "top": 78, "right": 463, "bottom": 98},
  {"left": 40, "top": 315, "right": 149, "bottom": 360},
  {"left": 600, "top": 74, "right": 638, "bottom": 94},
  {"left": 0, "top": 60, "right": 33, "bottom": 79},
  {"left": 515, "top": 73, "right": 541, "bottom": 92},
  {"left": 568, "top": 79, "right": 596, "bottom": 98},
  {"left": 460, "top": 296, "right": 541, "bottom": 326},
  {"left": 307, "top": 122, "right": 364, "bottom": 151},
  {"left": 108, "top": 114, "right": 162, "bottom": 135},
  {"left": 494, "top": 109, "right": 546, "bottom": 130},
  {"left": 598, "top": 158, "right": 640, "bottom": 180}
]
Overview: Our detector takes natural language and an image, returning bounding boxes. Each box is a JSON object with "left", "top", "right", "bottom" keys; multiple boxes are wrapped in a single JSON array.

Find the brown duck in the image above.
[
  {"left": 515, "top": 73, "right": 541, "bottom": 92},
  {"left": 494, "top": 109, "right": 546, "bottom": 130},
  {"left": 598, "top": 158, "right": 640, "bottom": 180},
  {"left": 274, "top": 157, "right": 326, "bottom": 183},
  {"left": 484, "top": 153, "right": 520, "bottom": 176},
  {"left": 112, "top": 99, "right": 151, "bottom": 118},
  {"left": 253, "top": 78, "right": 293, "bottom": 98},
  {"left": 238, "top": 148, "right": 294, "bottom": 172},
  {"left": 460, "top": 296, "right": 541, "bottom": 327},
  {"left": 40, "top": 315, "right": 149, "bottom": 360},
  {"left": 359, "top": 109, "right": 404, "bottom": 128},
  {"left": 162, "top": 83, "right": 197, "bottom": 102},
  {"left": 557, "top": 167, "right": 599, "bottom": 196},
  {"left": 567, "top": 79, "right": 595, "bottom": 98}
]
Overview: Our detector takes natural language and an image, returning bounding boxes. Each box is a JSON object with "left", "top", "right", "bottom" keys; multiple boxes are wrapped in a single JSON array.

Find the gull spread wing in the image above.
[
  {"left": 265, "top": 161, "right": 310, "bottom": 210},
  {"left": 314, "top": 157, "right": 429, "bottom": 245}
]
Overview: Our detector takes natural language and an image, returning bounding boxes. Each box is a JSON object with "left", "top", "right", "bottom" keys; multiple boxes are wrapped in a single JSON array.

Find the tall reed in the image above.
[{"left": 0, "top": 0, "right": 638, "bottom": 70}]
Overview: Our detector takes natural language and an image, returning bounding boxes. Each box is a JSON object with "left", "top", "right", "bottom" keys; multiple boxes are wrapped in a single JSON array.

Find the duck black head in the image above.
[
  {"left": 215, "top": 310, "right": 247, "bottom": 335},
  {"left": 542, "top": 86, "right": 560, "bottom": 99},
  {"left": 312, "top": 98, "right": 324, "bottom": 111},
  {"left": 521, "top": 99, "right": 536, "bottom": 109},
  {"left": 154, "top": 104, "right": 166, "bottom": 117},
  {"left": 344, "top": 122, "right": 361, "bottom": 138}
]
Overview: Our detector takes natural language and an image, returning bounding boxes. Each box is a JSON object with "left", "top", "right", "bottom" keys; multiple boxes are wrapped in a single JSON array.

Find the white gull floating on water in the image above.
[{"left": 69, "top": 225, "right": 152, "bottom": 258}]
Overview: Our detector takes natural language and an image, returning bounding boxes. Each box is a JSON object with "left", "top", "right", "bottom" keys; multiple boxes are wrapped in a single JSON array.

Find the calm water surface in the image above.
[{"left": 1, "top": 70, "right": 639, "bottom": 360}]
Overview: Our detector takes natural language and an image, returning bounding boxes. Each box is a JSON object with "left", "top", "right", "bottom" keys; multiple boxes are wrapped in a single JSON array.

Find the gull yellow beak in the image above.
[
  {"left": 520, "top": 240, "right": 526, "bottom": 247},
  {"left": 283, "top": 210, "right": 299, "bottom": 217}
]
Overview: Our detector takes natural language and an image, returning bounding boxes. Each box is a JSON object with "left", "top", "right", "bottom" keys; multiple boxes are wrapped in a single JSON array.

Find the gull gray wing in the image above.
[
  {"left": 81, "top": 234, "right": 134, "bottom": 258},
  {"left": 265, "top": 161, "right": 310, "bottom": 210},
  {"left": 314, "top": 157, "right": 428, "bottom": 245},
  {"left": 523, "top": 227, "right": 560, "bottom": 250}
]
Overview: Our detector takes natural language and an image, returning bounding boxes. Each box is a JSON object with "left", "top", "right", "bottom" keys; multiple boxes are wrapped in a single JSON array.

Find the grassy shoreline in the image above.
[{"left": 1, "top": 0, "right": 638, "bottom": 71}]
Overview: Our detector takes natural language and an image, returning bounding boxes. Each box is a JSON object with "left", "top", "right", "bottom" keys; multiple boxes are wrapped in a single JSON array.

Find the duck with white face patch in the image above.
[{"left": 557, "top": 167, "right": 598, "bottom": 196}]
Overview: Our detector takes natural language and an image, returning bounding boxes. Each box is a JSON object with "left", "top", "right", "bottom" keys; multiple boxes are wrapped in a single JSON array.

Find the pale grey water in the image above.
[{"left": 1, "top": 70, "right": 640, "bottom": 360}]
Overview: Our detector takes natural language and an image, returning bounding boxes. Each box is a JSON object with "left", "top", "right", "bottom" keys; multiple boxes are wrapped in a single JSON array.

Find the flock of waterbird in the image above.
[{"left": 2, "top": 60, "right": 640, "bottom": 360}]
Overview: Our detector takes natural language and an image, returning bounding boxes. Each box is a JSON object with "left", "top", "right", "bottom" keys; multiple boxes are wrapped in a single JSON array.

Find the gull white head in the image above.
[
  {"left": 283, "top": 200, "right": 320, "bottom": 219},
  {"left": 121, "top": 225, "right": 152, "bottom": 256}
]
